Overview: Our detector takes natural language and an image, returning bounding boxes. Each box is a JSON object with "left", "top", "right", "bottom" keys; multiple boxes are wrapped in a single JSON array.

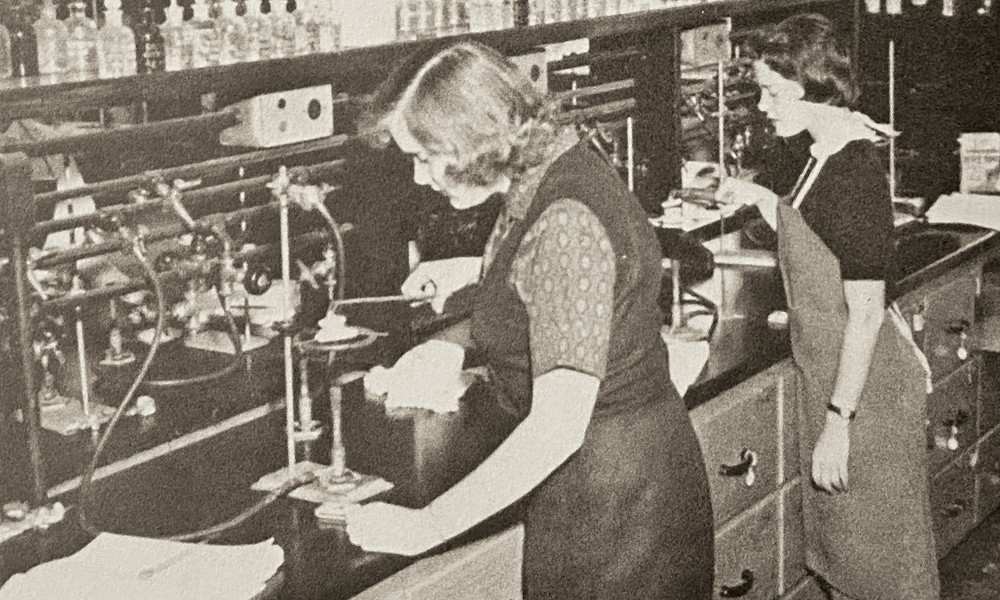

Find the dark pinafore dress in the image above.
[
  {"left": 778, "top": 155, "right": 939, "bottom": 599},
  {"left": 470, "top": 141, "right": 715, "bottom": 600}
]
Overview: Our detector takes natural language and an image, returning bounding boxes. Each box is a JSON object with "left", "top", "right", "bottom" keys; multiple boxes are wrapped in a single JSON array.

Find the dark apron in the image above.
[{"left": 776, "top": 162, "right": 939, "bottom": 598}]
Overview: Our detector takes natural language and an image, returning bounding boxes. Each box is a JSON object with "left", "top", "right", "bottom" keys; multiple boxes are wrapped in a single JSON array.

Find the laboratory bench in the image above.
[
  {"left": 4, "top": 0, "right": 1000, "bottom": 596},
  {"left": 4, "top": 213, "right": 1000, "bottom": 600}
]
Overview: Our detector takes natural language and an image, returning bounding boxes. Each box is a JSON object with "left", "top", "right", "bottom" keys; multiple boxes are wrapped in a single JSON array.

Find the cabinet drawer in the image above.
[
  {"left": 781, "top": 481, "right": 806, "bottom": 594},
  {"left": 975, "top": 425, "right": 1000, "bottom": 520},
  {"left": 926, "top": 361, "right": 979, "bottom": 474},
  {"left": 894, "top": 289, "right": 927, "bottom": 354},
  {"left": 923, "top": 269, "right": 978, "bottom": 380},
  {"left": 978, "top": 354, "right": 1000, "bottom": 434},
  {"left": 780, "top": 363, "right": 800, "bottom": 482},
  {"left": 930, "top": 454, "right": 977, "bottom": 559},
  {"left": 691, "top": 373, "right": 782, "bottom": 526},
  {"left": 714, "top": 497, "right": 781, "bottom": 600}
]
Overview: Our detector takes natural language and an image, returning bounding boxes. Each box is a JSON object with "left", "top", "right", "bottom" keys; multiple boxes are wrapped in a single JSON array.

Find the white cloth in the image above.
[
  {"left": 926, "top": 193, "right": 1000, "bottom": 231},
  {"left": 365, "top": 340, "right": 471, "bottom": 413},
  {"left": 0, "top": 534, "right": 283, "bottom": 600}
]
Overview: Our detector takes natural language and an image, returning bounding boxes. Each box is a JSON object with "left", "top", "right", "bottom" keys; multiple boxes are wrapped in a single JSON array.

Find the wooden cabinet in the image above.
[
  {"left": 701, "top": 242, "right": 1000, "bottom": 599},
  {"left": 930, "top": 451, "right": 978, "bottom": 560},
  {"left": 714, "top": 497, "right": 782, "bottom": 600},
  {"left": 925, "top": 361, "right": 980, "bottom": 473},
  {"left": 691, "top": 372, "right": 784, "bottom": 526},
  {"left": 690, "top": 360, "right": 804, "bottom": 599}
]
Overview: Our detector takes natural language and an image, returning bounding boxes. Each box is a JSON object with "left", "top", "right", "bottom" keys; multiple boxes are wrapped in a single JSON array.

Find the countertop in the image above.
[{"left": 4, "top": 211, "right": 999, "bottom": 599}]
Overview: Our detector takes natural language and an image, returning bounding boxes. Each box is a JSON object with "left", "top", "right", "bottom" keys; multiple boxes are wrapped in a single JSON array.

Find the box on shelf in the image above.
[{"left": 959, "top": 132, "right": 1000, "bottom": 194}]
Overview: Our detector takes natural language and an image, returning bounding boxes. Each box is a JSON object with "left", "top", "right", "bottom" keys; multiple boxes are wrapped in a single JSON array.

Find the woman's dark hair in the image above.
[{"left": 747, "top": 13, "right": 857, "bottom": 107}]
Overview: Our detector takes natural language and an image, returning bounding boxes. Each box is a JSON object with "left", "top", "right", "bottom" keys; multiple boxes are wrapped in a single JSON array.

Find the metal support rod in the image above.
[
  {"left": 298, "top": 356, "right": 312, "bottom": 431},
  {"left": 14, "top": 240, "right": 47, "bottom": 505},
  {"left": 76, "top": 307, "right": 90, "bottom": 419},
  {"left": 278, "top": 170, "right": 297, "bottom": 473},
  {"left": 717, "top": 58, "right": 727, "bottom": 185},
  {"left": 888, "top": 39, "right": 896, "bottom": 200},
  {"left": 329, "top": 378, "right": 346, "bottom": 478},
  {"left": 626, "top": 116, "right": 635, "bottom": 193}
]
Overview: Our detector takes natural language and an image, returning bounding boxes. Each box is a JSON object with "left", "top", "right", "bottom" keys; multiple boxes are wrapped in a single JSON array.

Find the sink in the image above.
[{"left": 893, "top": 222, "right": 989, "bottom": 279}]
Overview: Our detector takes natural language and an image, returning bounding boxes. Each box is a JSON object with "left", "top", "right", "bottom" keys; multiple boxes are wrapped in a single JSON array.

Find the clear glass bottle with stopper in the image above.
[
  {"left": 244, "top": 0, "right": 274, "bottom": 61},
  {"left": 189, "top": 0, "right": 220, "bottom": 68},
  {"left": 161, "top": 1, "right": 190, "bottom": 71},
  {"left": 34, "top": 1, "right": 68, "bottom": 76},
  {"left": 65, "top": 0, "right": 99, "bottom": 77},
  {"left": 311, "top": 0, "right": 340, "bottom": 53},
  {"left": 97, "top": 0, "right": 137, "bottom": 78},
  {"left": 270, "top": 0, "right": 297, "bottom": 58},
  {"left": 216, "top": 0, "right": 251, "bottom": 64}
]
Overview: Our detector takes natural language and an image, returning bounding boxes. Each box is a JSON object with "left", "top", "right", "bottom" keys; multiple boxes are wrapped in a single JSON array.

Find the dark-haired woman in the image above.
[
  {"left": 345, "top": 41, "right": 714, "bottom": 599},
  {"left": 719, "top": 13, "right": 939, "bottom": 600}
]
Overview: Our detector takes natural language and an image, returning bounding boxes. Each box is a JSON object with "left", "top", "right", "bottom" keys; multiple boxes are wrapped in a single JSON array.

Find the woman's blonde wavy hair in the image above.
[{"left": 361, "top": 42, "right": 562, "bottom": 188}]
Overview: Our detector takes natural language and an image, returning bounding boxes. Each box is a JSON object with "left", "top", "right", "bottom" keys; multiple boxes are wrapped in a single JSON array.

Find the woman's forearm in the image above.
[
  {"left": 829, "top": 280, "right": 886, "bottom": 412},
  {"left": 426, "top": 369, "right": 599, "bottom": 540}
]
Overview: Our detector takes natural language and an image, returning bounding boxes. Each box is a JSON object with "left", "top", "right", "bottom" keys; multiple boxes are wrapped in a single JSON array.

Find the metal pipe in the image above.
[
  {"left": 13, "top": 240, "right": 47, "bottom": 505},
  {"left": 36, "top": 229, "right": 332, "bottom": 312},
  {"left": 33, "top": 135, "right": 347, "bottom": 211},
  {"left": 888, "top": 39, "right": 896, "bottom": 201},
  {"left": 277, "top": 168, "right": 297, "bottom": 473},
  {"left": 32, "top": 159, "right": 346, "bottom": 237},
  {"left": 0, "top": 112, "right": 239, "bottom": 157}
]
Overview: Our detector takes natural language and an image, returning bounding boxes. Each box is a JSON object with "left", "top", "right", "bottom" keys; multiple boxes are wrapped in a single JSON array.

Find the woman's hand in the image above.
[
  {"left": 715, "top": 178, "right": 780, "bottom": 229},
  {"left": 812, "top": 415, "right": 851, "bottom": 493},
  {"left": 402, "top": 257, "right": 484, "bottom": 314},
  {"left": 345, "top": 503, "right": 446, "bottom": 556}
]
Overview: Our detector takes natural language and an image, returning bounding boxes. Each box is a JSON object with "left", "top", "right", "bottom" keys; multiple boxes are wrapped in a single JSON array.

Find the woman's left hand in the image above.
[
  {"left": 811, "top": 418, "right": 851, "bottom": 494},
  {"left": 345, "top": 502, "right": 446, "bottom": 556}
]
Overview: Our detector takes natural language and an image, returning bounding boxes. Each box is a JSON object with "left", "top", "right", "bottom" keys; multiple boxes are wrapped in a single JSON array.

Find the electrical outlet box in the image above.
[
  {"left": 510, "top": 48, "right": 548, "bottom": 95},
  {"left": 219, "top": 85, "right": 334, "bottom": 148}
]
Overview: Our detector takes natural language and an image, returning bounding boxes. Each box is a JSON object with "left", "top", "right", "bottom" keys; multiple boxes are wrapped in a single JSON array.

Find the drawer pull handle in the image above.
[
  {"left": 720, "top": 569, "right": 755, "bottom": 598},
  {"left": 946, "top": 319, "right": 971, "bottom": 335},
  {"left": 720, "top": 448, "right": 758, "bottom": 487}
]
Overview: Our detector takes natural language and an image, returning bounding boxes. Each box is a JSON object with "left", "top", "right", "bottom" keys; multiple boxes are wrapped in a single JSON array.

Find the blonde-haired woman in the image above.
[{"left": 346, "top": 42, "right": 714, "bottom": 599}]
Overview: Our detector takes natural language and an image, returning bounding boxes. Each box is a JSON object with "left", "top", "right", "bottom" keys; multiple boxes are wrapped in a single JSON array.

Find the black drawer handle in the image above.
[
  {"left": 720, "top": 569, "right": 755, "bottom": 598},
  {"left": 720, "top": 448, "right": 757, "bottom": 477},
  {"left": 946, "top": 319, "right": 971, "bottom": 335}
]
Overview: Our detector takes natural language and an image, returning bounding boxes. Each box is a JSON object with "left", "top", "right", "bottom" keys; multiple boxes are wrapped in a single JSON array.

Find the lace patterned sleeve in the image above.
[{"left": 510, "top": 199, "right": 616, "bottom": 380}]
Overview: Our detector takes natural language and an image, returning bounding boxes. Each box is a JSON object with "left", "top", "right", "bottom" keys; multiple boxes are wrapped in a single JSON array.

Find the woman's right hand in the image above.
[
  {"left": 716, "top": 178, "right": 780, "bottom": 229},
  {"left": 402, "top": 257, "right": 483, "bottom": 314}
]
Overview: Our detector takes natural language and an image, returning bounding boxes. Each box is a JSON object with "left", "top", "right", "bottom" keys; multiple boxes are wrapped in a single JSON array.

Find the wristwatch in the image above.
[{"left": 826, "top": 402, "right": 857, "bottom": 421}]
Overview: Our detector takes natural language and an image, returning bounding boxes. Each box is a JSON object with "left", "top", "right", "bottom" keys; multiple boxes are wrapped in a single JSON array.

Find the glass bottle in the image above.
[
  {"left": 270, "top": 0, "right": 297, "bottom": 58},
  {"left": 65, "top": 0, "right": 99, "bottom": 77},
  {"left": 135, "top": 0, "right": 165, "bottom": 73},
  {"left": 245, "top": 0, "right": 274, "bottom": 61},
  {"left": 302, "top": 0, "right": 338, "bottom": 53},
  {"left": 97, "top": 0, "right": 137, "bottom": 78},
  {"left": 189, "top": 1, "right": 220, "bottom": 68},
  {"left": 0, "top": 21, "right": 12, "bottom": 78},
  {"left": 161, "top": 1, "right": 190, "bottom": 71},
  {"left": 216, "top": 0, "right": 250, "bottom": 64},
  {"left": 292, "top": 1, "right": 316, "bottom": 56},
  {"left": 34, "top": 2, "right": 69, "bottom": 75}
]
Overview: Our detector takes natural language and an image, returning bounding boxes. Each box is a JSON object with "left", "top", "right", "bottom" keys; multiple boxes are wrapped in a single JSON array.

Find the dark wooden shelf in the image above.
[{"left": 0, "top": 0, "right": 831, "bottom": 112}]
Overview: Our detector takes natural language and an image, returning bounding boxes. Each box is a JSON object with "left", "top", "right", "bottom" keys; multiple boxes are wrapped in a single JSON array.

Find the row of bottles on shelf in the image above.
[
  {"left": 0, "top": 0, "right": 721, "bottom": 81},
  {"left": 0, "top": 0, "right": 343, "bottom": 80}
]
